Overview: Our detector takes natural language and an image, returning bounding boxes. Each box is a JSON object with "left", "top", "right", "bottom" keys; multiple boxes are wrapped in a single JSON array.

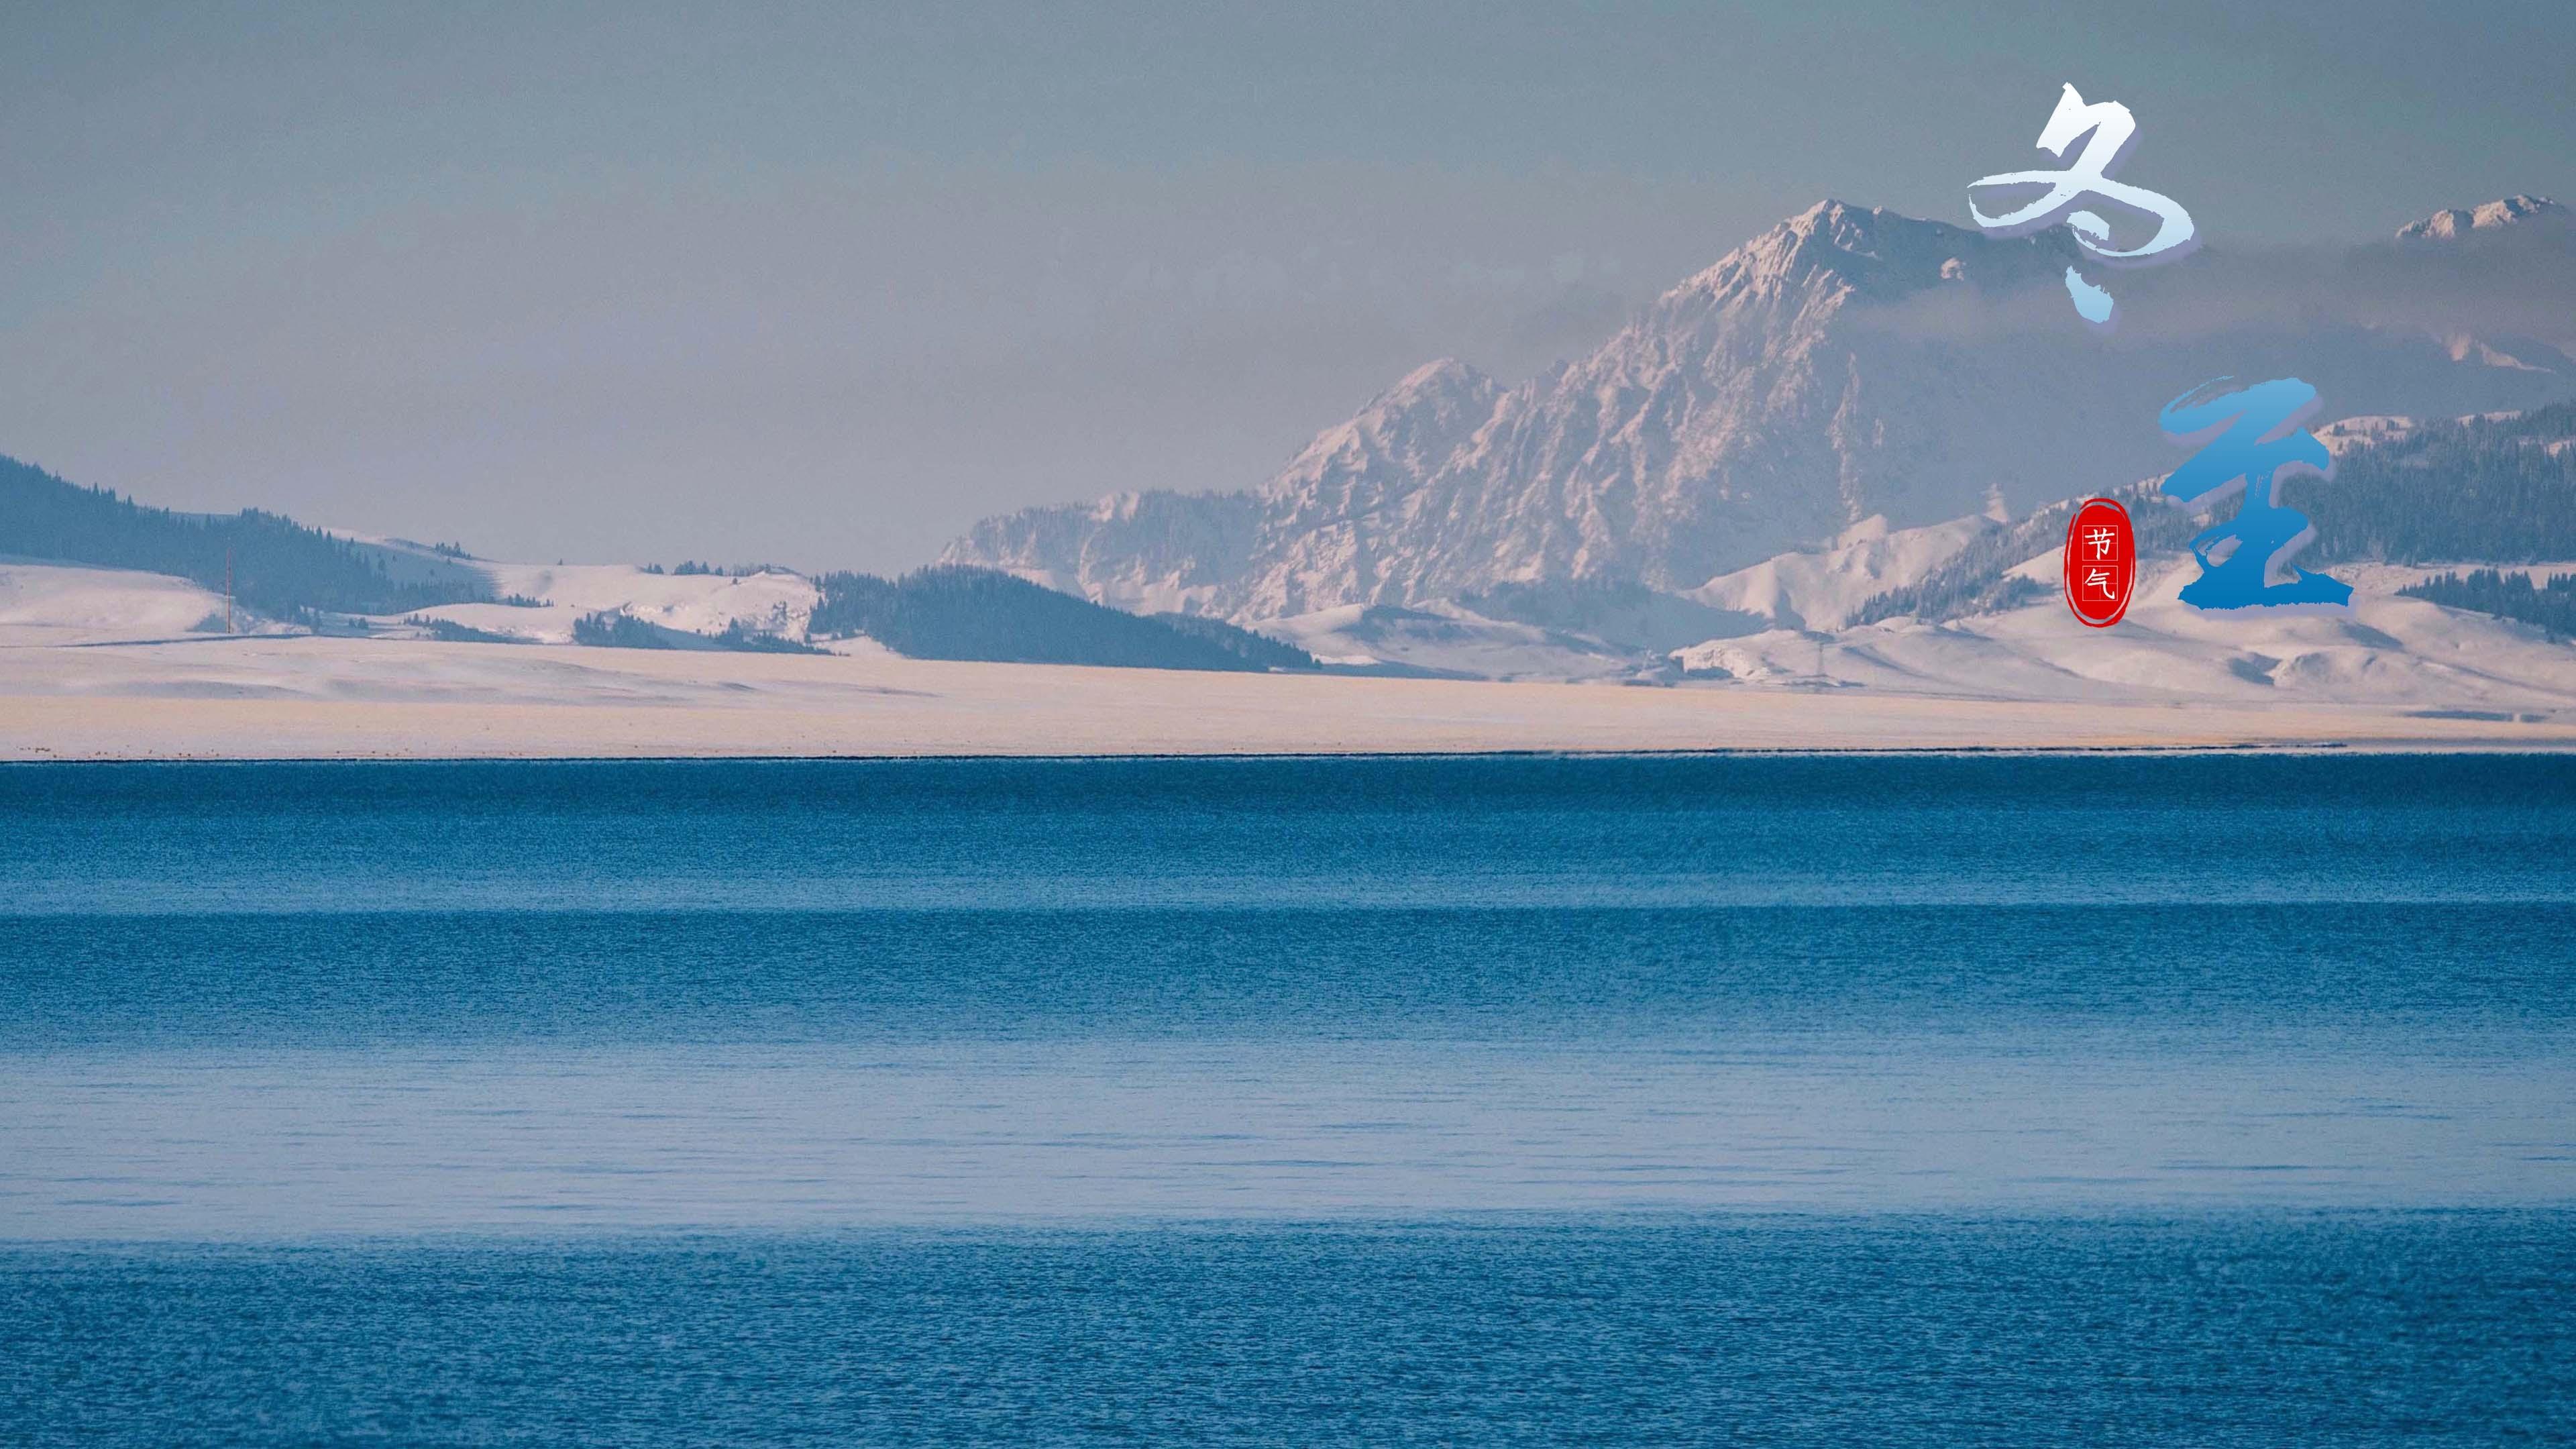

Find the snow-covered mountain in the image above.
[
  {"left": 2394, "top": 194, "right": 2566, "bottom": 243},
  {"left": 948, "top": 198, "right": 2575, "bottom": 627}
]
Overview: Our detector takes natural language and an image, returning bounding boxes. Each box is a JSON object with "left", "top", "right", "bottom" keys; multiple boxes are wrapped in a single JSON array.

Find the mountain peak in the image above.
[
  {"left": 1336, "top": 356, "right": 1496, "bottom": 437},
  {"left": 2396, "top": 195, "right": 2567, "bottom": 241},
  {"left": 1254, "top": 356, "right": 1499, "bottom": 512},
  {"left": 1788, "top": 197, "right": 1868, "bottom": 229},
  {"left": 1386, "top": 356, "right": 1491, "bottom": 401},
  {"left": 1673, "top": 199, "right": 2066, "bottom": 309}
]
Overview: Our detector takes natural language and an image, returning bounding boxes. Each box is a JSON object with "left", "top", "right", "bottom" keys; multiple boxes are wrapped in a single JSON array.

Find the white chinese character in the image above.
[{"left": 1970, "top": 85, "right": 2198, "bottom": 327}]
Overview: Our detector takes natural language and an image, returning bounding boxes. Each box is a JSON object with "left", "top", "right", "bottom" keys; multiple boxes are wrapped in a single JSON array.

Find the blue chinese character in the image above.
[{"left": 2158, "top": 377, "right": 2351, "bottom": 610}]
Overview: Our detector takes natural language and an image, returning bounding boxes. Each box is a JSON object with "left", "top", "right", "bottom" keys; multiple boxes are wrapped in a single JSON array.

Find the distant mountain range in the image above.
[
  {"left": 946, "top": 196, "right": 2576, "bottom": 635},
  {"left": 0, "top": 458, "right": 1309, "bottom": 672}
]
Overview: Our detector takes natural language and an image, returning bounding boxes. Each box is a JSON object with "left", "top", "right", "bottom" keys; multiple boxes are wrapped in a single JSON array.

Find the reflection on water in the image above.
[{"left": 7, "top": 1038, "right": 2573, "bottom": 1234}]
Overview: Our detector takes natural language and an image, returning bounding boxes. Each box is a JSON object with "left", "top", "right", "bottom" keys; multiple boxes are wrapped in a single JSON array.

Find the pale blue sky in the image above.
[{"left": 3, "top": 1, "right": 2570, "bottom": 572}]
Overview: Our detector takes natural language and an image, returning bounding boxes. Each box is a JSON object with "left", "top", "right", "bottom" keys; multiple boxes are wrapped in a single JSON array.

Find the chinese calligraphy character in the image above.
[
  {"left": 2085, "top": 567, "right": 2115, "bottom": 598},
  {"left": 2157, "top": 377, "right": 2351, "bottom": 610},
  {"left": 1969, "top": 84, "right": 2198, "bottom": 327},
  {"left": 2082, "top": 525, "right": 2118, "bottom": 561}
]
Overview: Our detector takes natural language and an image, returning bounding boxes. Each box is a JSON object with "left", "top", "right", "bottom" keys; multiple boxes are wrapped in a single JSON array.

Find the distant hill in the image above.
[
  {"left": 0, "top": 453, "right": 488, "bottom": 617},
  {"left": 1140, "top": 610, "right": 1320, "bottom": 671},
  {"left": 810, "top": 566, "right": 1317, "bottom": 672},
  {"left": 0, "top": 456, "right": 1319, "bottom": 669}
]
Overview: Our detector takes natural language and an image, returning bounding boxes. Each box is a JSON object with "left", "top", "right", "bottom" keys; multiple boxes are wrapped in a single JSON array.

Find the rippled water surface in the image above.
[{"left": 4, "top": 755, "right": 2573, "bottom": 1443}]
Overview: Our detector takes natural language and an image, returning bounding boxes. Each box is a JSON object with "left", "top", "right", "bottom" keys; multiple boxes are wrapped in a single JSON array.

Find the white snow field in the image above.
[
  {"left": 1686, "top": 513, "right": 2004, "bottom": 632},
  {"left": 0, "top": 561, "right": 268, "bottom": 647},
  {"left": 1258, "top": 602, "right": 1654, "bottom": 682},
  {"left": 0, "top": 549, "right": 818, "bottom": 653},
  {"left": 5, "top": 628, "right": 2571, "bottom": 761},
  {"left": 401, "top": 561, "right": 819, "bottom": 645}
]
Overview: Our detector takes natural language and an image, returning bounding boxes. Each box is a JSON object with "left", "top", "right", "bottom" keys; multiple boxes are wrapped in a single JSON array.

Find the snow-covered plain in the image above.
[{"left": 7, "top": 629, "right": 2572, "bottom": 761}]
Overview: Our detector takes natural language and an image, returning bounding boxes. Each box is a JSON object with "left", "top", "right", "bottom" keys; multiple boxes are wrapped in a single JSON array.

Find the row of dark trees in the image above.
[
  {"left": 1, "top": 454, "right": 485, "bottom": 616},
  {"left": 2290, "top": 402, "right": 2576, "bottom": 564},
  {"left": 2398, "top": 570, "right": 2576, "bottom": 637},
  {"left": 808, "top": 566, "right": 1315, "bottom": 672}
]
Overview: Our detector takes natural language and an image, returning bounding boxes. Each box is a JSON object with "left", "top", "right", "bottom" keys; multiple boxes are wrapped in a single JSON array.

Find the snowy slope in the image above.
[
  {"left": 406, "top": 563, "right": 820, "bottom": 645},
  {"left": 1257, "top": 602, "right": 1651, "bottom": 682},
  {"left": 1674, "top": 554, "right": 2576, "bottom": 713},
  {"left": 1686, "top": 513, "right": 2002, "bottom": 631},
  {"left": 0, "top": 547, "right": 824, "bottom": 651},
  {"left": 0, "top": 561, "right": 252, "bottom": 646}
]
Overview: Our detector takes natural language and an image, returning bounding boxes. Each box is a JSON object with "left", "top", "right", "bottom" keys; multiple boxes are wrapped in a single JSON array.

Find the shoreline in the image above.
[
  {"left": 9, "top": 635, "right": 2576, "bottom": 761},
  {"left": 15, "top": 739, "right": 2576, "bottom": 766}
]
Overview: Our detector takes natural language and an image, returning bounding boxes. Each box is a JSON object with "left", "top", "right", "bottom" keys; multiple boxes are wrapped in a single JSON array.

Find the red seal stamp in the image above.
[{"left": 2063, "top": 498, "right": 2135, "bottom": 627}]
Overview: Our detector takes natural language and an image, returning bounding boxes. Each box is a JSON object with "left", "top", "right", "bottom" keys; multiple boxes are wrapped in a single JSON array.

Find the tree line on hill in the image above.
[
  {"left": 2397, "top": 569, "right": 2576, "bottom": 637},
  {"left": 807, "top": 566, "right": 1316, "bottom": 672},
  {"left": 568, "top": 610, "right": 828, "bottom": 653},
  {"left": 1, "top": 453, "right": 486, "bottom": 616},
  {"left": 2287, "top": 402, "right": 2576, "bottom": 565}
]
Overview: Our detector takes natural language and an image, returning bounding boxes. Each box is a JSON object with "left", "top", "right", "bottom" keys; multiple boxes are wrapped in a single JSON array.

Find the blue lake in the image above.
[{"left": 3, "top": 755, "right": 2573, "bottom": 1443}]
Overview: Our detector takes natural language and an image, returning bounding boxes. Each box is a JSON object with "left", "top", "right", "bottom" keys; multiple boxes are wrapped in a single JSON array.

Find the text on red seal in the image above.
[{"left": 2063, "top": 498, "right": 2135, "bottom": 627}]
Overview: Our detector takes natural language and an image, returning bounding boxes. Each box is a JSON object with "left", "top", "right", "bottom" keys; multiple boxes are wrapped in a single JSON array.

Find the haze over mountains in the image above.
[
  {"left": 7, "top": 193, "right": 2576, "bottom": 703},
  {"left": 947, "top": 197, "right": 2576, "bottom": 638}
]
